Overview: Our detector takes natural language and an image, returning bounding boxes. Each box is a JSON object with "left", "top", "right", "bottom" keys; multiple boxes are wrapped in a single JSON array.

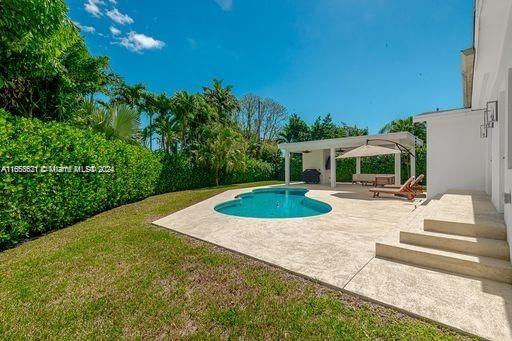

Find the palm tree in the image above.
[
  {"left": 202, "top": 79, "right": 239, "bottom": 124},
  {"left": 194, "top": 123, "right": 246, "bottom": 186},
  {"left": 144, "top": 92, "right": 172, "bottom": 150},
  {"left": 188, "top": 94, "right": 217, "bottom": 143},
  {"left": 171, "top": 91, "right": 198, "bottom": 147},
  {"left": 141, "top": 92, "right": 155, "bottom": 149},
  {"left": 379, "top": 116, "right": 428, "bottom": 179},
  {"left": 111, "top": 82, "right": 147, "bottom": 109},
  {"left": 379, "top": 116, "right": 426, "bottom": 142},
  {"left": 140, "top": 126, "right": 152, "bottom": 148},
  {"left": 83, "top": 103, "right": 141, "bottom": 143},
  {"left": 151, "top": 112, "right": 179, "bottom": 153}
]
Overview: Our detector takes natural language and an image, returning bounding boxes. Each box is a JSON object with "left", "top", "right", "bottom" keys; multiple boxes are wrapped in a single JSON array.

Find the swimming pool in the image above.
[{"left": 214, "top": 187, "right": 332, "bottom": 218}]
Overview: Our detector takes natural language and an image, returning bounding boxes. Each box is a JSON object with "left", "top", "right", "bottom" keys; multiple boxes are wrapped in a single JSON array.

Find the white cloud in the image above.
[
  {"left": 84, "top": 0, "right": 103, "bottom": 17},
  {"left": 72, "top": 21, "right": 95, "bottom": 33},
  {"left": 109, "top": 0, "right": 117, "bottom": 4},
  {"left": 109, "top": 26, "right": 121, "bottom": 36},
  {"left": 214, "top": 0, "right": 233, "bottom": 11},
  {"left": 106, "top": 8, "right": 134, "bottom": 25},
  {"left": 186, "top": 37, "right": 197, "bottom": 49},
  {"left": 119, "top": 31, "right": 165, "bottom": 52}
]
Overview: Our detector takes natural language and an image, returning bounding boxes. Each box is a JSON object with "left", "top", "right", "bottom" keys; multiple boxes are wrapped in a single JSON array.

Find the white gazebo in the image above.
[{"left": 278, "top": 132, "right": 423, "bottom": 188}]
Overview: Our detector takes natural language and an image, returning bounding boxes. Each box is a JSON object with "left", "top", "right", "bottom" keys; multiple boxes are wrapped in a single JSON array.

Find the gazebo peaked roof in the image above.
[{"left": 277, "top": 132, "right": 422, "bottom": 153}]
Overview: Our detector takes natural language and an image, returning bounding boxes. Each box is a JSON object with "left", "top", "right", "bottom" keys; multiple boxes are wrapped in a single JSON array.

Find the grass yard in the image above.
[{"left": 0, "top": 181, "right": 469, "bottom": 340}]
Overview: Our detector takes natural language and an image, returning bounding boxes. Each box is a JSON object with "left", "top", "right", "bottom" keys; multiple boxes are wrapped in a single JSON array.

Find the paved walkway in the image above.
[{"left": 153, "top": 183, "right": 512, "bottom": 340}]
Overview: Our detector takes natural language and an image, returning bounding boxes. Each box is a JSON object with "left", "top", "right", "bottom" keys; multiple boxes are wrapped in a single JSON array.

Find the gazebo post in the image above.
[
  {"left": 410, "top": 142, "right": 416, "bottom": 178},
  {"left": 330, "top": 147, "right": 336, "bottom": 188},
  {"left": 356, "top": 157, "right": 361, "bottom": 174},
  {"left": 394, "top": 145, "right": 401, "bottom": 185},
  {"left": 284, "top": 150, "right": 290, "bottom": 186}
]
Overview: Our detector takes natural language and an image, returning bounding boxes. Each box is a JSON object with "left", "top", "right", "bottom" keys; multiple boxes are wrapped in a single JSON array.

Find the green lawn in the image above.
[{"left": 0, "top": 181, "right": 468, "bottom": 339}]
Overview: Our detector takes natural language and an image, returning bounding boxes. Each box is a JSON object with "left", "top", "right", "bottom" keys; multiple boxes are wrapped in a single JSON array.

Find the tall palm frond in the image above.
[
  {"left": 82, "top": 102, "right": 140, "bottom": 143},
  {"left": 108, "top": 104, "right": 141, "bottom": 142}
]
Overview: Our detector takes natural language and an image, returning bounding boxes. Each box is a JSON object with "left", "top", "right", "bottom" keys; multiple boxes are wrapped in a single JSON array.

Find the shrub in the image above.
[
  {"left": 156, "top": 153, "right": 216, "bottom": 193},
  {"left": 0, "top": 110, "right": 161, "bottom": 247},
  {"left": 224, "top": 157, "right": 275, "bottom": 185},
  {"left": 156, "top": 153, "right": 276, "bottom": 193},
  {"left": 0, "top": 111, "right": 278, "bottom": 248}
]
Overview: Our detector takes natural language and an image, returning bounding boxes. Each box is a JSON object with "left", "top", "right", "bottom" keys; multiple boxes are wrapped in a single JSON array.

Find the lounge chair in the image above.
[
  {"left": 369, "top": 176, "right": 415, "bottom": 200},
  {"left": 384, "top": 174, "right": 424, "bottom": 193}
]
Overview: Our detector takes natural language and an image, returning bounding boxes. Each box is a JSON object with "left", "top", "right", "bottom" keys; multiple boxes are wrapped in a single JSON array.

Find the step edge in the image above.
[
  {"left": 399, "top": 231, "right": 510, "bottom": 261},
  {"left": 376, "top": 242, "right": 512, "bottom": 268}
]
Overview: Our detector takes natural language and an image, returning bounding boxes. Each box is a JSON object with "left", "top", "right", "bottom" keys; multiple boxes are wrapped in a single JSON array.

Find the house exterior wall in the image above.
[
  {"left": 417, "top": 0, "right": 512, "bottom": 260},
  {"left": 493, "top": 68, "right": 512, "bottom": 260},
  {"left": 504, "top": 69, "right": 512, "bottom": 260},
  {"left": 472, "top": 0, "right": 512, "bottom": 260},
  {"left": 424, "top": 111, "right": 486, "bottom": 199}
]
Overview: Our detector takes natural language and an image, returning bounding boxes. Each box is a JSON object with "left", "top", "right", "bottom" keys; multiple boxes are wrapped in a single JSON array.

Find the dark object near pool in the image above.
[{"left": 301, "top": 169, "right": 321, "bottom": 184}]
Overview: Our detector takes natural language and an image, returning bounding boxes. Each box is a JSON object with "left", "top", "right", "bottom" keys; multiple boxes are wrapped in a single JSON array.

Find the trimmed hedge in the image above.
[
  {"left": 224, "top": 158, "right": 275, "bottom": 185},
  {"left": 0, "top": 111, "right": 162, "bottom": 247},
  {"left": 156, "top": 154, "right": 276, "bottom": 193},
  {"left": 0, "top": 111, "right": 276, "bottom": 248}
]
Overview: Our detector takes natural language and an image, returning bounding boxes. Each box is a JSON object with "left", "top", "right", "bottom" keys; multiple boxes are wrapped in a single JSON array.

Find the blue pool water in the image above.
[{"left": 214, "top": 188, "right": 332, "bottom": 218}]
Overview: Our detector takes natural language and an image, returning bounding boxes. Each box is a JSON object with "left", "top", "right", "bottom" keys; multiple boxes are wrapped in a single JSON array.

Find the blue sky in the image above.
[{"left": 68, "top": 0, "right": 473, "bottom": 133}]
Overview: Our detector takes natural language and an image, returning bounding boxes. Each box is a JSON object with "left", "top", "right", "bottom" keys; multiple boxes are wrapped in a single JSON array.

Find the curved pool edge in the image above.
[{"left": 214, "top": 187, "right": 332, "bottom": 219}]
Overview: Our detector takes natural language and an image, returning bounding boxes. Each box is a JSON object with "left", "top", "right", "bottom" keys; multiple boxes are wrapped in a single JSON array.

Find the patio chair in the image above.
[
  {"left": 384, "top": 174, "right": 424, "bottom": 193},
  {"left": 369, "top": 176, "right": 415, "bottom": 200}
]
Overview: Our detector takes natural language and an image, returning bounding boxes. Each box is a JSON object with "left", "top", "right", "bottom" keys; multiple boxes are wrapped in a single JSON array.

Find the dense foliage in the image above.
[
  {"left": 0, "top": 111, "right": 275, "bottom": 248},
  {"left": 0, "top": 0, "right": 109, "bottom": 121},
  {"left": 279, "top": 113, "right": 368, "bottom": 143},
  {"left": 0, "top": 110, "right": 160, "bottom": 247}
]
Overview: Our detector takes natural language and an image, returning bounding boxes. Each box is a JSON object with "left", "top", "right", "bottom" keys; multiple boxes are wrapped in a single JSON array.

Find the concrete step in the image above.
[
  {"left": 400, "top": 230, "right": 510, "bottom": 260},
  {"left": 424, "top": 218, "right": 507, "bottom": 240},
  {"left": 375, "top": 242, "right": 512, "bottom": 283},
  {"left": 439, "top": 190, "right": 497, "bottom": 213}
]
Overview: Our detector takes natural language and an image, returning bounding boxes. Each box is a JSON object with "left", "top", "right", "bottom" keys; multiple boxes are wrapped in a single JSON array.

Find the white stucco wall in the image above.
[
  {"left": 302, "top": 149, "right": 330, "bottom": 185},
  {"left": 424, "top": 111, "right": 487, "bottom": 199},
  {"left": 415, "top": 0, "right": 512, "bottom": 261},
  {"left": 501, "top": 69, "right": 512, "bottom": 260},
  {"left": 472, "top": 0, "right": 512, "bottom": 260}
]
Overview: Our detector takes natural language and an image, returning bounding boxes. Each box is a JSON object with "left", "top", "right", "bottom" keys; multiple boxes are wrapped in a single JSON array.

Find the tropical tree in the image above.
[
  {"left": 379, "top": 116, "right": 426, "bottom": 142},
  {"left": 247, "top": 139, "right": 281, "bottom": 165},
  {"left": 79, "top": 102, "right": 140, "bottom": 143},
  {"left": 278, "top": 114, "right": 310, "bottom": 143},
  {"left": 340, "top": 123, "right": 368, "bottom": 137},
  {"left": 111, "top": 81, "right": 147, "bottom": 109},
  {"left": 0, "top": 0, "right": 109, "bottom": 120},
  {"left": 187, "top": 94, "right": 217, "bottom": 143},
  {"left": 144, "top": 92, "right": 172, "bottom": 150},
  {"left": 171, "top": 91, "right": 200, "bottom": 147},
  {"left": 379, "top": 116, "right": 427, "bottom": 179},
  {"left": 202, "top": 79, "right": 239, "bottom": 124},
  {"left": 151, "top": 110, "right": 179, "bottom": 153},
  {"left": 194, "top": 123, "right": 246, "bottom": 185},
  {"left": 310, "top": 114, "right": 341, "bottom": 140}
]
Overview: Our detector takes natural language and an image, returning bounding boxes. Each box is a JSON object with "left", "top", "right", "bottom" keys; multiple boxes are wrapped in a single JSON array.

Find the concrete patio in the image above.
[{"left": 153, "top": 183, "right": 512, "bottom": 340}]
